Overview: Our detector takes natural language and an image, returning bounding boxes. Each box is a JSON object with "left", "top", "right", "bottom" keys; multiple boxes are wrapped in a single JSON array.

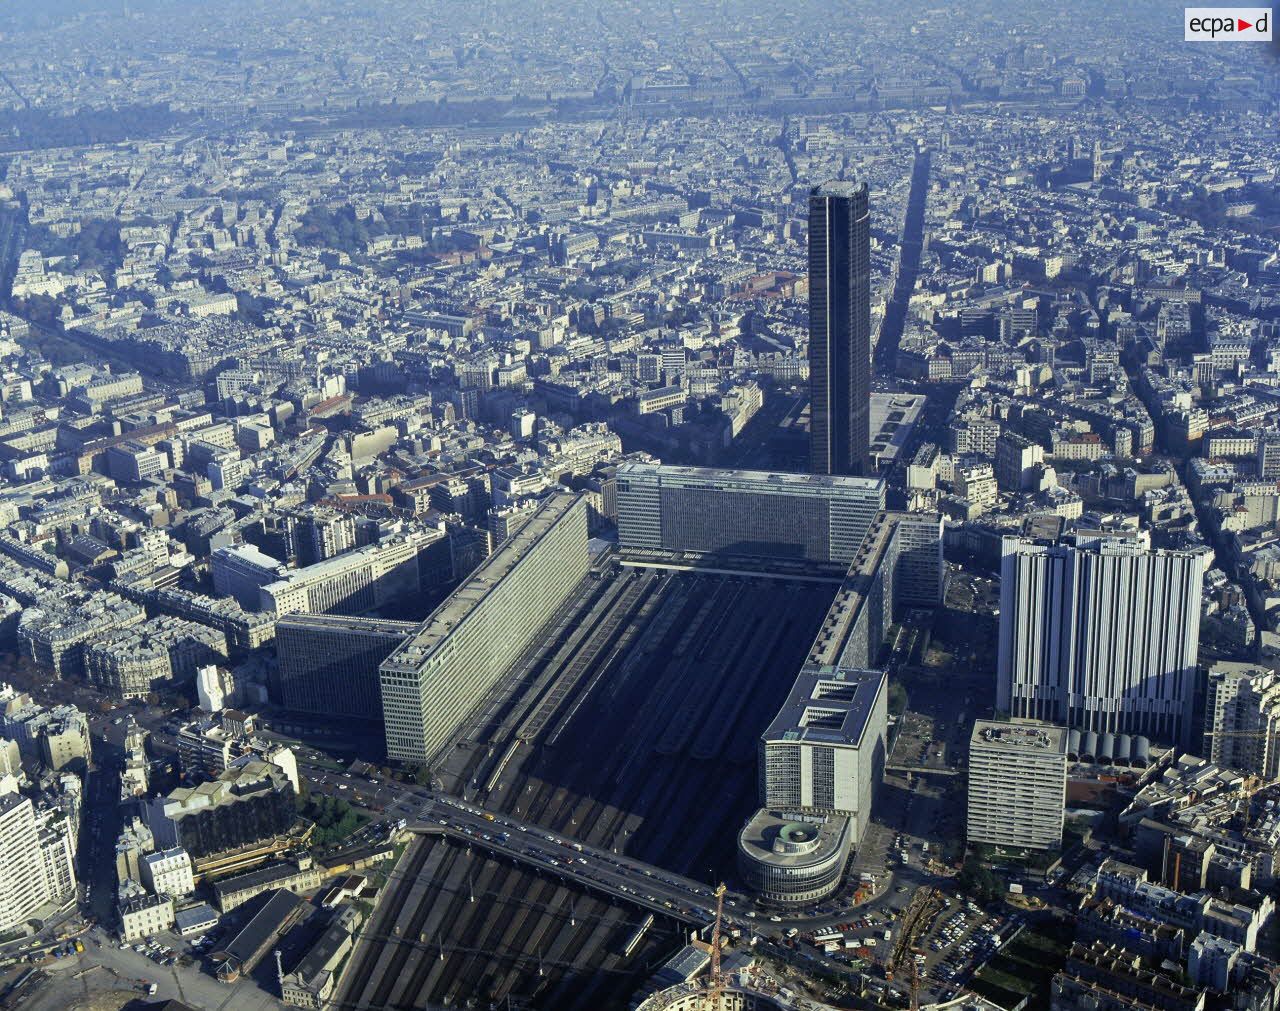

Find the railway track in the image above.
[{"left": 341, "top": 569, "right": 837, "bottom": 1010}]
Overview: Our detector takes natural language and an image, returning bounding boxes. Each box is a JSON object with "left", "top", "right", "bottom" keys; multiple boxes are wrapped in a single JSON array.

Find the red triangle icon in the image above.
[{"left": 1238, "top": 18, "right": 1253, "bottom": 30}]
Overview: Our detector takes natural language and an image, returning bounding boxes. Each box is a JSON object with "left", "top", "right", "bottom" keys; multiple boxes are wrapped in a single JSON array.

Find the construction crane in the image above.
[
  {"left": 885, "top": 887, "right": 942, "bottom": 1010},
  {"left": 703, "top": 883, "right": 727, "bottom": 1011}
]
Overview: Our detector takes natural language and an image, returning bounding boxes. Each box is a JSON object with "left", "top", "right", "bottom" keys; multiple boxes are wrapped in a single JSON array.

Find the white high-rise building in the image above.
[
  {"left": 196, "top": 664, "right": 236, "bottom": 713},
  {"left": 997, "top": 532, "right": 1207, "bottom": 746},
  {"left": 0, "top": 794, "right": 51, "bottom": 933},
  {"left": 381, "top": 494, "right": 590, "bottom": 764},
  {"left": 1204, "top": 661, "right": 1280, "bottom": 778},
  {"left": 758, "top": 665, "right": 888, "bottom": 842},
  {"left": 967, "top": 720, "right": 1068, "bottom": 851}
]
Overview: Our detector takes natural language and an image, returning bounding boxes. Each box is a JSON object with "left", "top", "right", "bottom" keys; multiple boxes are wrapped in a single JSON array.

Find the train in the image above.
[{"left": 622, "top": 914, "right": 654, "bottom": 958}]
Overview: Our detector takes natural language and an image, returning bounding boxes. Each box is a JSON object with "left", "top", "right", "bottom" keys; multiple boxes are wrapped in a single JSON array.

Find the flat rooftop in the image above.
[
  {"left": 217, "top": 543, "right": 284, "bottom": 570},
  {"left": 762, "top": 664, "right": 885, "bottom": 748},
  {"left": 808, "top": 510, "right": 902, "bottom": 666},
  {"left": 869, "top": 392, "right": 926, "bottom": 467},
  {"left": 616, "top": 460, "right": 883, "bottom": 494},
  {"left": 812, "top": 179, "right": 867, "bottom": 199},
  {"left": 738, "top": 808, "right": 851, "bottom": 870},
  {"left": 275, "top": 613, "right": 418, "bottom": 636},
  {"left": 971, "top": 719, "right": 1068, "bottom": 755},
  {"left": 262, "top": 530, "right": 442, "bottom": 591},
  {"left": 381, "top": 493, "right": 583, "bottom": 675}
]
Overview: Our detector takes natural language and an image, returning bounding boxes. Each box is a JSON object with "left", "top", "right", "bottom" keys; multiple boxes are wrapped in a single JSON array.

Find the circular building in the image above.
[
  {"left": 737, "top": 809, "right": 851, "bottom": 906},
  {"left": 636, "top": 980, "right": 800, "bottom": 1011}
]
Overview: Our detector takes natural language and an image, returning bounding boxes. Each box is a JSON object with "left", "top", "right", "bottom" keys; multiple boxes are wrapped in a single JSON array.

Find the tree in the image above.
[
  {"left": 958, "top": 854, "right": 1003, "bottom": 903},
  {"left": 888, "top": 682, "right": 909, "bottom": 717}
]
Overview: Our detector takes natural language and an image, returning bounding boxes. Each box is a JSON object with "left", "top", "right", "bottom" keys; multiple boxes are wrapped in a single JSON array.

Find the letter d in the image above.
[{"left": 1257, "top": 12, "right": 1269, "bottom": 32}]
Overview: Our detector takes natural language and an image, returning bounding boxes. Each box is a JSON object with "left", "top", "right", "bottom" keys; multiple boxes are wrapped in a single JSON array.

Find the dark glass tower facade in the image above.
[{"left": 808, "top": 180, "right": 872, "bottom": 476}]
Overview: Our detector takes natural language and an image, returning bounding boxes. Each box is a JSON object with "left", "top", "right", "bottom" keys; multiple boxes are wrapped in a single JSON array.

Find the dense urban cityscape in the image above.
[{"left": 0, "top": 1, "right": 1276, "bottom": 1010}]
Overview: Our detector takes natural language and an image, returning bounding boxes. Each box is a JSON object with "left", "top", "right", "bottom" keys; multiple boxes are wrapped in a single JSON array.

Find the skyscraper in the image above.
[
  {"left": 997, "top": 532, "right": 1207, "bottom": 746},
  {"left": 808, "top": 180, "right": 872, "bottom": 477}
]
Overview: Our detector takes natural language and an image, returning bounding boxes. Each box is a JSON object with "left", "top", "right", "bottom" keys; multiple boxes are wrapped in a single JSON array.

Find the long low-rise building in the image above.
[
  {"left": 211, "top": 854, "right": 323, "bottom": 912},
  {"left": 260, "top": 528, "right": 446, "bottom": 617},
  {"left": 616, "top": 462, "right": 884, "bottom": 569},
  {"left": 214, "top": 887, "right": 308, "bottom": 982},
  {"left": 807, "top": 510, "right": 943, "bottom": 670},
  {"left": 380, "top": 493, "right": 590, "bottom": 764}
]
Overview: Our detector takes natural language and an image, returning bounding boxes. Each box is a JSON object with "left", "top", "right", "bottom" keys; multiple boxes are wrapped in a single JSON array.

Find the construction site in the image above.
[{"left": 334, "top": 563, "right": 837, "bottom": 1010}]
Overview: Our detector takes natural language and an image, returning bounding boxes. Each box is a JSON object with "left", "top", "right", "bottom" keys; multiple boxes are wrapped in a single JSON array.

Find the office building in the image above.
[
  {"left": 808, "top": 180, "right": 872, "bottom": 477},
  {"left": 175, "top": 713, "right": 248, "bottom": 781},
  {"left": 1203, "top": 662, "right": 1280, "bottom": 779},
  {"left": 736, "top": 810, "right": 852, "bottom": 906},
  {"left": 994, "top": 432, "right": 1045, "bottom": 492},
  {"left": 757, "top": 664, "right": 888, "bottom": 842},
  {"left": 997, "top": 532, "right": 1206, "bottom": 745},
  {"left": 10, "top": 704, "right": 92, "bottom": 773},
  {"left": 616, "top": 462, "right": 884, "bottom": 568},
  {"left": 119, "top": 892, "right": 176, "bottom": 942},
  {"left": 276, "top": 614, "right": 415, "bottom": 722},
  {"left": 967, "top": 720, "right": 1068, "bottom": 851},
  {"left": 381, "top": 493, "right": 590, "bottom": 763},
  {"left": 197, "top": 664, "right": 236, "bottom": 713},
  {"left": 211, "top": 543, "right": 288, "bottom": 611},
  {"left": 0, "top": 794, "right": 50, "bottom": 933},
  {"left": 259, "top": 529, "right": 445, "bottom": 617},
  {"left": 298, "top": 508, "right": 357, "bottom": 564},
  {"left": 38, "top": 816, "right": 76, "bottom": 903},
  {"left": 892, "top": 512, "right": 945, "bottom": 607},
  {"left": 1258, "top": 437, "right": 1280, "bottom": 481},
  {"left": 955, "top": 462, "right": 998, "bottom": 514},
  {"left": 806, "top": 510, "right": 944, "bottom": 671}
]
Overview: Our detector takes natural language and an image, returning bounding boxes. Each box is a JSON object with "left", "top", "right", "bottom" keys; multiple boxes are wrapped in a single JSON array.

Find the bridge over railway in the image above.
[{"left": 406, "top": 794, "right": 736, "bottom": 927}]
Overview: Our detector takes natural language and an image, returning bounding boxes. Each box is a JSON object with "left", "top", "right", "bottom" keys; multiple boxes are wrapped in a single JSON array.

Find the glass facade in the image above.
[{"left": 809, "top": 181, "right": 872, "bottom": 478}]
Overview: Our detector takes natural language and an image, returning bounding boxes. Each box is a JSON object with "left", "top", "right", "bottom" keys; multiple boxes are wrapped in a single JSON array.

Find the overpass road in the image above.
[{"left": 404, "top": 793, "right": 735, "bottom": 928}]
